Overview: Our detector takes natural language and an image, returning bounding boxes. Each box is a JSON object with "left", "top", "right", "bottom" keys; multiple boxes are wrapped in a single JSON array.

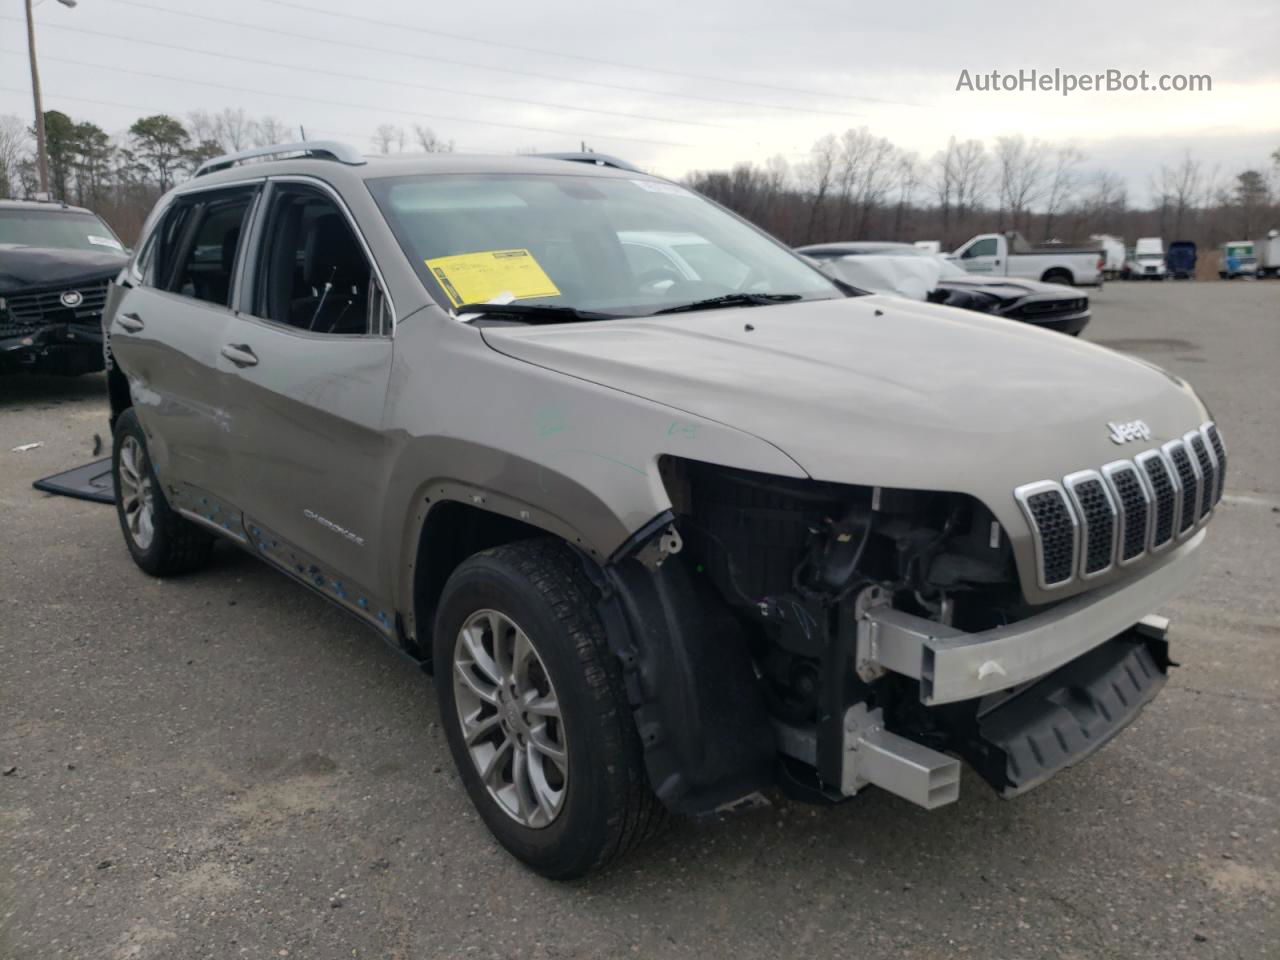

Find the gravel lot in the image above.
[{"left": 2, "top": 280, "right": 1278, "bottom": 960}]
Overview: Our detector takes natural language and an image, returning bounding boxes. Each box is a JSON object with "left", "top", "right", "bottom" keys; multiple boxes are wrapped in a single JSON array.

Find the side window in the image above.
[
  {"left": 963, "top": 238, "right": 998, "bottom": 259},
  {"left": 254, "top": 184, "right": 375, "bottom": 335},
  {"left": 166, "top": 190, "right": 255, "bottom": 306},
  {"left": 150, "top": 202, "right": 194, "bottom": 288}
]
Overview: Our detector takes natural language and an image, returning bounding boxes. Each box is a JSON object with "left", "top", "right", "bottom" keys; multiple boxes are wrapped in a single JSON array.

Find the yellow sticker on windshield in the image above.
[{"left": 424, "top": 249, "right": 561, "bottom": 308}]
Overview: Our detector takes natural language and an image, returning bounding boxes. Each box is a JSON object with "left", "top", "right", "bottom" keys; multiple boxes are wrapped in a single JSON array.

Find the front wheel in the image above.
[
  {"left": 112, "top": 408, "right": 215, "bottom": 577},
  {"left": 433, "top": 539, "right": 665, "bottom": 878}
]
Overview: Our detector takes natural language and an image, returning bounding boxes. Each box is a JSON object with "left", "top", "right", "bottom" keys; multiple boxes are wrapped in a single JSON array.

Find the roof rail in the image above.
[
  {"left": 194, "top": 140, "right": 366, "bottom": 178},
  {"left": 534, "top": 152, "right": 642, "bottom": 174}
]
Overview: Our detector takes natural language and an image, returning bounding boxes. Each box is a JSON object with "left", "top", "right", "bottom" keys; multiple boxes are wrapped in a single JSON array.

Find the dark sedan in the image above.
[{"left": 797, "top": 242, "right": 1090, "bottom": 336}]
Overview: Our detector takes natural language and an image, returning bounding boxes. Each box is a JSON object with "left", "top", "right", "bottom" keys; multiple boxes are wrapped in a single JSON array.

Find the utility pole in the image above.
[
  {"left": 24, "top": 0, "right": 77, "bottom": 197},
  {"left": 24, "top": 0, "right": 49, "bottom": 194}
]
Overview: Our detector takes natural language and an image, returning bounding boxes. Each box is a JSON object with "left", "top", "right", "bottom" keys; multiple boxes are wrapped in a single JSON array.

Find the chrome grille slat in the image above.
[
  {"left": 1014, "top": 481, "right": 1078, "bottom": 589},
  {"left": 1016, "top": 421, "right": 1223, "bottom": 590},
  {"left": 1063, "top": 470, "right": 1116, "bottom": 579},
  {"left": 1135, "top": 450, "right": 1178, "bottom": 550},
  {"left": 1204, "top": 423, "right": 1227, "bottom": 504},
  {"left": 1163, "top": 440, "right": 1200, "bottom": 536},
  {"left": 1102, "top": 461, "right": 1150, "bottom": 565},
  {"left": 1186, "top": 431, "right": 1214, "bottom": 520}
]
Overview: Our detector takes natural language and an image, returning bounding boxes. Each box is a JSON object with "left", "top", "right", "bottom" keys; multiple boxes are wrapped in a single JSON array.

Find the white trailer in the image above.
[
  {"left": 1255, "top": 229, "right": 1280, "bottom": 278},
  {"left": 1090, "top": 234, "right": 1126, "bottom": 280}
]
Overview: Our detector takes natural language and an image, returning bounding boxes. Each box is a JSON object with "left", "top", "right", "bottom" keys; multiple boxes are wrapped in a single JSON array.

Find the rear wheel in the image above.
[
  {"left": 112, "top": 408, "right": 214, "bottom": 577},
  {"left": 433, "top": 539, "right": 665, "bottom": 878},
  {"left": 1042, "top": 268, "right": 1073, "bottom": 286}
]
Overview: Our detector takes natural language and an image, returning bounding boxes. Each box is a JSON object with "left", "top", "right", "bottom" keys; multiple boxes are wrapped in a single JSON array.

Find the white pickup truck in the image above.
[{"left": 951, "top": 231, "right": 1104, "bottom": 286}]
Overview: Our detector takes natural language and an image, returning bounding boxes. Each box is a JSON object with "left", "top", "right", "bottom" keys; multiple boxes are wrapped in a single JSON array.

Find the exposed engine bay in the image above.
[{"left": 604, "top": 457, "right": 1174, "bottom": 812}]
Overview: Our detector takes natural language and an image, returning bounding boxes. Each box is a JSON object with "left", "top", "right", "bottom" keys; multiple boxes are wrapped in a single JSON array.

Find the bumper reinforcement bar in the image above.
[{"left": 856, "top": 530, "right": 1204, "bottom": 705}]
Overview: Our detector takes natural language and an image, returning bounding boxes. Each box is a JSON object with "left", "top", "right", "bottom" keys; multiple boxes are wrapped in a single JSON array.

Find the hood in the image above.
[
  {"left": 0, "top": 245, "right": 127, "bottom": 294},
  {"left": 480, "top": 295, "right": 1207, "bottom": 500},
  {"left": 818, "top": 255, "right": 940, "bottom": 300}
]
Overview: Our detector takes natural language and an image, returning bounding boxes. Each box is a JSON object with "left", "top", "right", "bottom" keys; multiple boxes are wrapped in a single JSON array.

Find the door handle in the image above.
[
  {"left": 220, "top": 343, "right": 259, "bottom": 368},
  {"left": 117, "top": 312, "right": 144, "bottom": 333}
]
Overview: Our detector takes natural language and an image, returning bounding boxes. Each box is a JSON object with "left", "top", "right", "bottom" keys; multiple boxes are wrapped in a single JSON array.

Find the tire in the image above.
[
  {"left": 1042, "top": 269, "right": 1073, "bottom": 286},
  {"left": 433, "top": 538, "right": 665, "bottom": 879},
  {"left": 112, "top": 408, "right": 215, "bottom": 577}
]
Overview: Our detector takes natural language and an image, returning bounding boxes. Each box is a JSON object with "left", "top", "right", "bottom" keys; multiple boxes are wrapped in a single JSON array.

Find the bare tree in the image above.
[
  {"left": 931, "top": 137, "right": 958, "bottom": 241},
  {"left": 826, "top": 127, "right": 894, "bottom": 237},
  {"left": 995, "top": 135, "right": 1047, "bottom": 234},
  {"left": 0, "top": 114, "right": 30, "bottom": 198},
  {"left": 951, "top": 138, "right": 990, "bottom": 236},
  {"left": 249, "top": 116, "right": 291, "bottom": 148},
  {"left": 216, "top": 108, "right": 254, "bottom": 151},
  {"left": 186, "top": 111, "right": 219, "bottom": 149},
  {"left": 1158, "top": 151, "right": 1202, "bottom": 238},
  {"left": 1041, "top": 145, "right": 1085, "bottom": 240},
  {"left": 800, "top": 134, "right": 839, "bottom": 242},
  {"left": 1076, "top": 169, "right": 1127, "bottom": 236},
  {"left": 372, "top": 124, "right": 406, "bottom": 155},
  {"left": 892, "top": 151, "right": 923, "bottom": 239},
  {"left": 412, "top": 124, "right": 454, "bottom": 153}
]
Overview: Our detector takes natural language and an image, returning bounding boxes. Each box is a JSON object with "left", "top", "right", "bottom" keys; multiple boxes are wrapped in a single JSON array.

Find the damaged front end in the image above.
[
  {"left": 0, "top": 278, "right": 113, "bottom": 376},
  {"left": 599, "top": 457, "right": 1180, "bottom": 816}
]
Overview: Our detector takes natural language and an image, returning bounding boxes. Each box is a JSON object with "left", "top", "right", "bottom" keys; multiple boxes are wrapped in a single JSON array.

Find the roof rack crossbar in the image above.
[
  {"left": 533, "top": 152, "right": 642, "bottom": 174},
  {"left": 195, "top": 140, "right": 366, "bottom": 178}
]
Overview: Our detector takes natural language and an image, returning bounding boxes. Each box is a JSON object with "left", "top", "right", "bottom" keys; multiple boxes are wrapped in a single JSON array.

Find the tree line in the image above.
[
  {"left": 686, "top": 129, "right": 1280, "bottom": 254},
  {"left": 1, "top": 107, "right": 1275, "bottom": 253},
  {"left": 0, "top": 108, "right": 451, "bottom": 240}
]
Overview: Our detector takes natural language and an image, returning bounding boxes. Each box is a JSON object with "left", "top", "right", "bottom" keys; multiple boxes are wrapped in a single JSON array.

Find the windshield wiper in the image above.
[
  {"left": 651, "top": 293, "right": 804, "bottom": 316},
  {"left": 456, "top": 302, "right": 618, "bottom": 324}
]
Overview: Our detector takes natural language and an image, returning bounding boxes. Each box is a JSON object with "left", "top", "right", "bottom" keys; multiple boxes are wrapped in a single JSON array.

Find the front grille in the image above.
[
  {"left": 1017, "top": 298, "right": 1086, "bottom": 318},
  {"left": 1015, "top": 421, "right": 1222, "bottom": 591},
  {"left": 1137, "top": 452, "right": 1177, "bottom": 548},
  {"left": 1106, "top": 464, "right": 1149, "bottom": 562},
  {"left": 1205, "top": 424, "right": 1227, "bottom": 504},
  {"left": 1022, "top": 487, "right": 1076, "bottom": 587},
  {"left": 1166, "top": 442, "right": 1199, "bottom": 534},
  {"left": 3, "top": 279, "right": 110, "bottom": 332}
]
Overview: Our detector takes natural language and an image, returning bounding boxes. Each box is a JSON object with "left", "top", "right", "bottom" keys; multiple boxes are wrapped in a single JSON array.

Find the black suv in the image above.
[{"left": 1, "top": 198, "right": 127, "bottom": 376}]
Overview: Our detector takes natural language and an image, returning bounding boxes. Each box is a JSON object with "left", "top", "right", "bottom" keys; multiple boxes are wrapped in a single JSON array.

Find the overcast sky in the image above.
[{"left": 2, "top": 0, "right": 1277, "bottom": 201}]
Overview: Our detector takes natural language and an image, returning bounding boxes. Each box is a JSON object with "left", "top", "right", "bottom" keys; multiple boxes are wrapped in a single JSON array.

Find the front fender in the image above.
[{"left": 379, "top": 314, "right": 808, "bottom": 631}]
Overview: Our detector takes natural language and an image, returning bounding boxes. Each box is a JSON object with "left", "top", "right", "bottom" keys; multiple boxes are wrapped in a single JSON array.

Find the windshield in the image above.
[
  {"left": 0, "top": 209, "right": 123, "bottom": 253},
  {"left": 368, "top": 173, "right": 843, "bottom": 317}
]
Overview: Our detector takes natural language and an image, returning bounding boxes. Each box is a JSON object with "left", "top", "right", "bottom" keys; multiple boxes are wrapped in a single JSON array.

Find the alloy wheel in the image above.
[
  {"left": 452, "top": 608, "right": 569, "bottom": 829},
  {"left": 117, "top": 435, "right": 156, "bottom": 551}
]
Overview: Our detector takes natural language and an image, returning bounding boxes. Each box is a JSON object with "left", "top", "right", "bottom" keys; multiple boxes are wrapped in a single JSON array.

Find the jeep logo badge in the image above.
[
  {"left": 1107, "top": 419, "right": 1151, "bottom": 444},
  {"left": 60, "top": 290, "right": 83, "bottom": 308}
]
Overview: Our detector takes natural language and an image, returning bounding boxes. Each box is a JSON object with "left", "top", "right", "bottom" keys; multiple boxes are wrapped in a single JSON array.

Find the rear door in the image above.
[
  {"left": 217, "top": 178, "right": 396, "bottom": 625},
  {"left": 107, "top": 183, "right": 259, "bottom": 521}
]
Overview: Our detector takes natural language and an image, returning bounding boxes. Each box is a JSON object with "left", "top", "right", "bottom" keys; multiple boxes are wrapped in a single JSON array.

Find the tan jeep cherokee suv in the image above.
[{"left": 103, "top": 141, "right": 1224, "bottom": 878}]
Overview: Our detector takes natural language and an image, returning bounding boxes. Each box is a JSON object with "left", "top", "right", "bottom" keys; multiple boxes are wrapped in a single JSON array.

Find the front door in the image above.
[
  {"left": 957, "top": 236, "right": 1000, "bottom": 275},
  {"left": 108, "top": 185, "right": 259, "bottom": 521},
  {"left": 217, "top": 179, "right": 396, "bottom": 629}
]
